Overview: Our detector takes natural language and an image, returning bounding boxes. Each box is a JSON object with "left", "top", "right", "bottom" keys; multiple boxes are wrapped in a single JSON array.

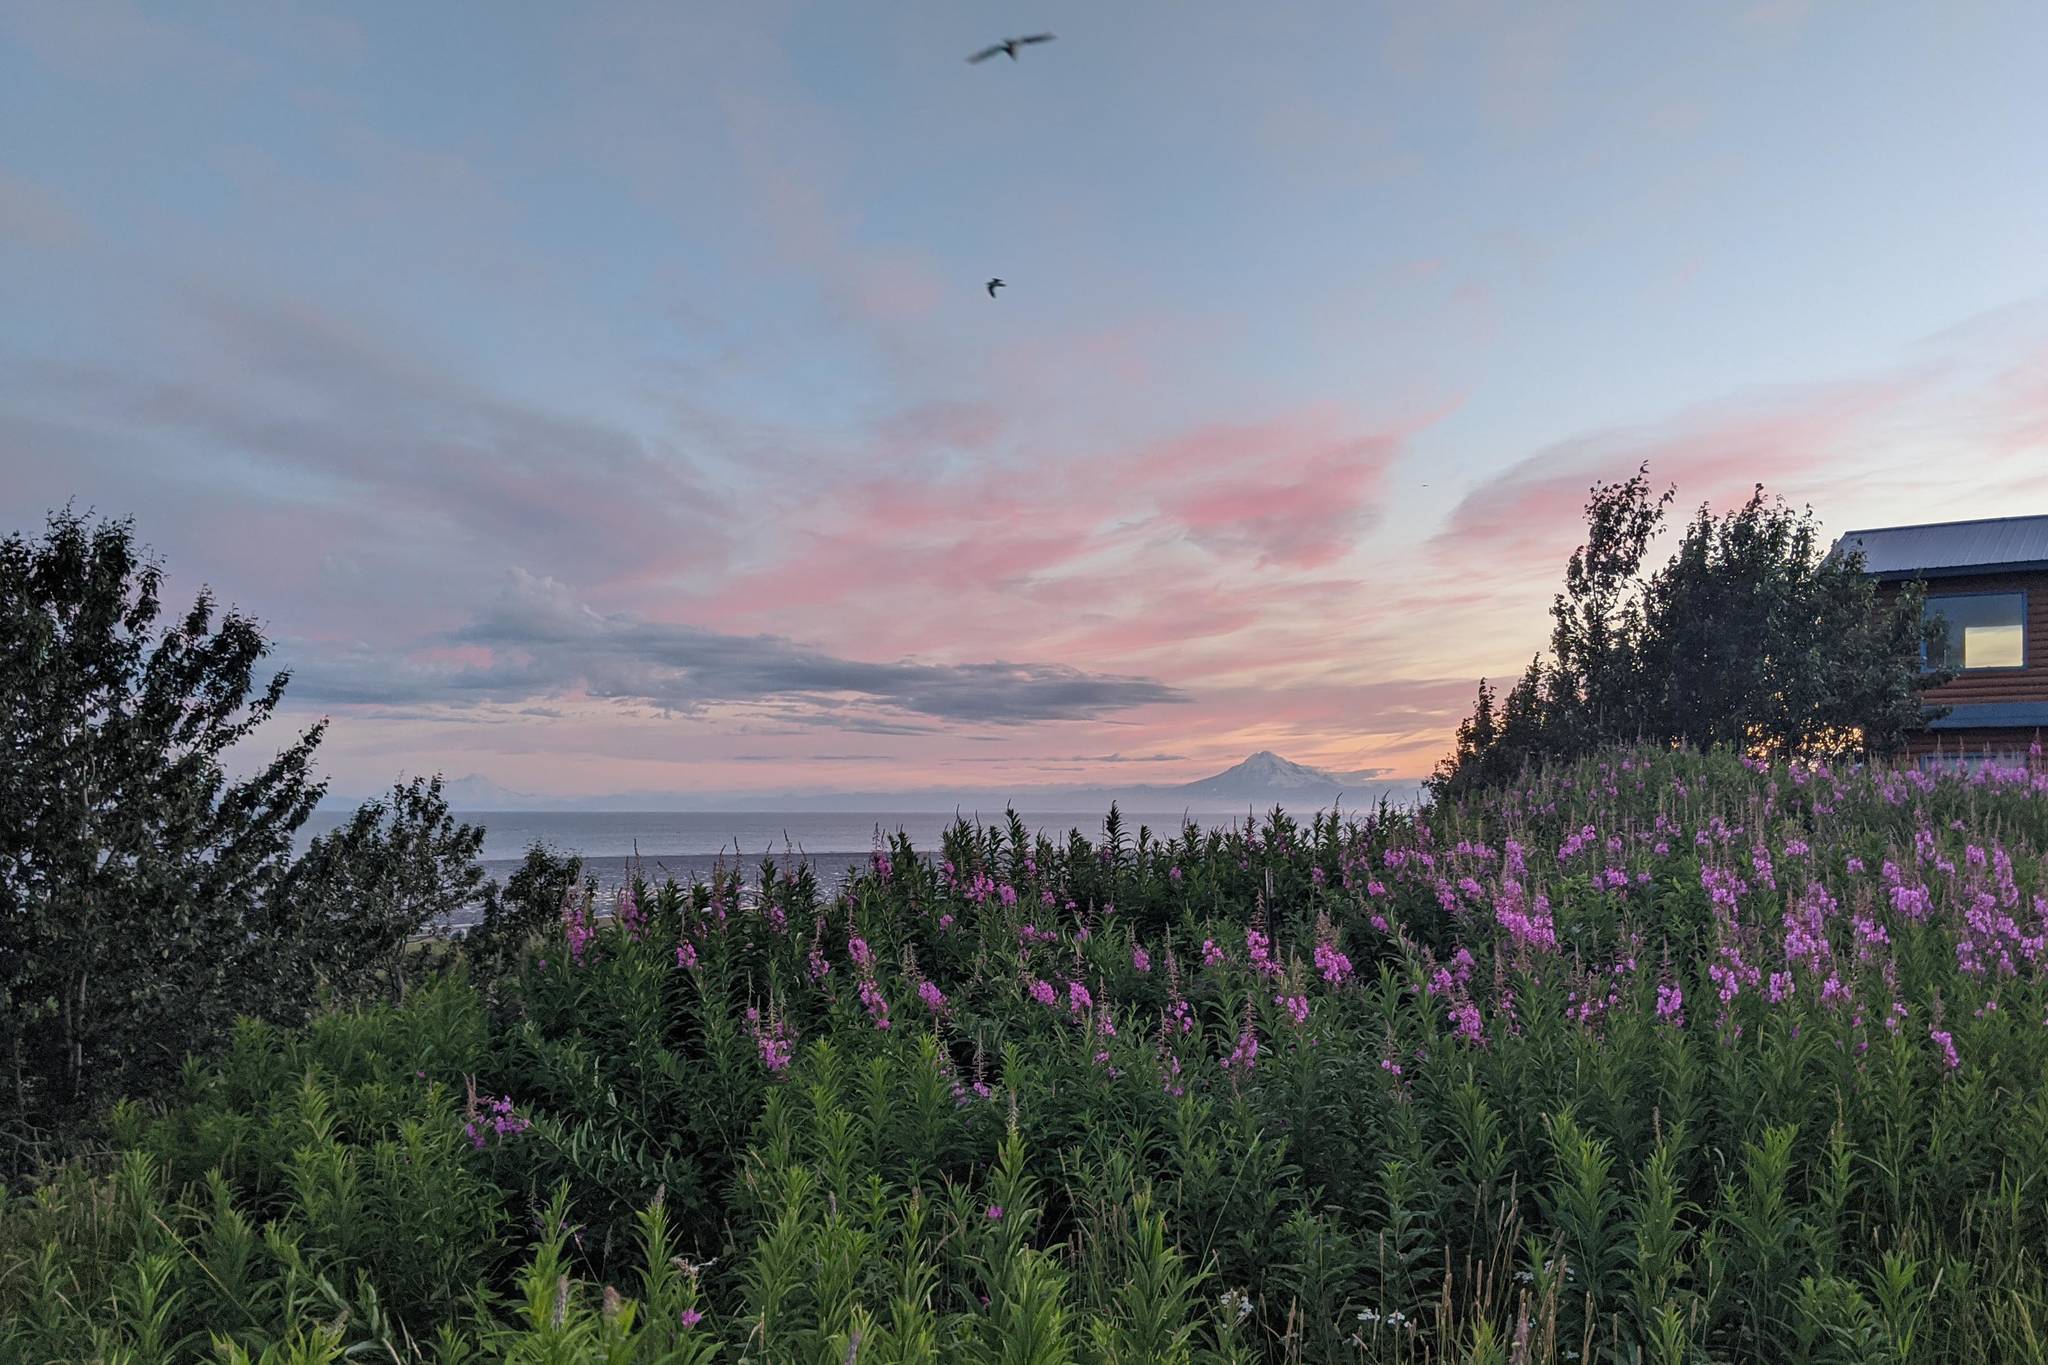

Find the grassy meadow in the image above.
[{"left": 6, "top": 746, "right": 2048, "bottom": 1363}]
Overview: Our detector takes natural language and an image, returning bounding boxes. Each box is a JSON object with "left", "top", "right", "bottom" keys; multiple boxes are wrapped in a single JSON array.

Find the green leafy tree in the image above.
[
  {"left": 1, "top": 510, "right": 324, "bottom": 1141},
  {"left": 463, "top": 840, "right": 584, "bottom": 986},
  {"left": 280, "top": 774, "right": 487, "bottom": 1004},
  {"left": 1432, "top": 469, "right": 1946, "bottom": 798},
  {"left": 1639, "top": 489, "right": 1940, "bottom": 759}
]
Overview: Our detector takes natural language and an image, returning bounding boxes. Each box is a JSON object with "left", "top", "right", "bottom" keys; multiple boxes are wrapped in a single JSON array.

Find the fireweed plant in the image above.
[{"left": 6, "top": 748, "right": 2048, "bottom": 1361}]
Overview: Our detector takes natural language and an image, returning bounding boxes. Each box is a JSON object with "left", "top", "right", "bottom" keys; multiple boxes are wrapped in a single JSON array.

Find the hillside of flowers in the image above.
[{"left": 6, "top": 745, "right": 2048, "bottom": 1362}]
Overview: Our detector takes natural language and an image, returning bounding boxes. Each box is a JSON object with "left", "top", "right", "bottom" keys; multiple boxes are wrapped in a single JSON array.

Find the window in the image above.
[{"left": 1923, "top": 593, "right": 2026, "bottom": 671}]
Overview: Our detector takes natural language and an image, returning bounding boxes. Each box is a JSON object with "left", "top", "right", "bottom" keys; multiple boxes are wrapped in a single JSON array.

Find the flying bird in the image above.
[
  {"left": 986, "top": 277, "right": 1005, "bottom": 297},
  {"left": 968, "top": 33, "right": 1055, "bottom": 63}
]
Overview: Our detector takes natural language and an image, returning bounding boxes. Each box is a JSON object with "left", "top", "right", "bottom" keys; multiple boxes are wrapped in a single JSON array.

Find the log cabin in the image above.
[{"left": 1833, "top": 514, "right": 2048, "bottom": 769}]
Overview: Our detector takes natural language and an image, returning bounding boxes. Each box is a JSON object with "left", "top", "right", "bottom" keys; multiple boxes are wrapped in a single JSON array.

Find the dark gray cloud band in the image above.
[{"left": 287, "top": 569, "right": 1187, "bottom": 725}]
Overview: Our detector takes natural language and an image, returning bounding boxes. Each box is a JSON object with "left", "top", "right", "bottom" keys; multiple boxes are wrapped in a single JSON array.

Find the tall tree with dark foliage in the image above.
[
  {"left": 1432, "top": 469, "right": 1945, "bottom": 799},
  {"left": 282, "top": 773, "right": 488, "bottom": 1004},
  {"left": 0, "top": 510, "right": 324, "bottom": 1142}
]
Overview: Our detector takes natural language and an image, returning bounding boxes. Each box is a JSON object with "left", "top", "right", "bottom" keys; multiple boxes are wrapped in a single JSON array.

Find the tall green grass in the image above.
[{"left": 7, "top": 746, "right": 2048, "bottom": 1362}]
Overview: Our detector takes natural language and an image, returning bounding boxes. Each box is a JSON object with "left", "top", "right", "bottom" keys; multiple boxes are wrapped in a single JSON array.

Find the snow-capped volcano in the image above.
[{"left": 1170, "top": 751, "right": 1379, "bottom": 800}]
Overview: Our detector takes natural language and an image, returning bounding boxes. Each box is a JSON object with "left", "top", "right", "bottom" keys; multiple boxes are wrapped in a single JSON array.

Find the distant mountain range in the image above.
[{"left": 317, "top": 751, "right": 1421, "bottom": 813}]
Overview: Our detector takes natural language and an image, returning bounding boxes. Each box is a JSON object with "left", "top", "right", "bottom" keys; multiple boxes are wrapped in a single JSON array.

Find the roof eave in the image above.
[{"left": 1866, "top": 558, "right": 2048, "bottom": 582}]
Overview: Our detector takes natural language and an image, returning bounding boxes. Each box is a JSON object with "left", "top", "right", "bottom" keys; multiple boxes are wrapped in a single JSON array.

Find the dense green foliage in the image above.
[
  {"left": 1, "top": 510, "right": 325, "bottom": 1146},
  {"left": 1, "top": 510, "right": 504, "bottom": 1160},
  {"left": 281, "top": 774, "right": 490, "bottom": 1006},
  {"left": 1432, "top": 470, "right": 1945, "bottom": 799},
  {"left": 9, "top": 748, "right": 2048, "bottom": 1362}
]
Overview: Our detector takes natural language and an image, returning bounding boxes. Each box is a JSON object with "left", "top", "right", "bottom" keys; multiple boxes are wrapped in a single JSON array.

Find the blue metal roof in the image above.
[
  {"left": 1926, "top": 702, "right": 2048, "bottom": 731},
  {"left": 1833, "top": 514, "right": 2048, "bottom": 580}
]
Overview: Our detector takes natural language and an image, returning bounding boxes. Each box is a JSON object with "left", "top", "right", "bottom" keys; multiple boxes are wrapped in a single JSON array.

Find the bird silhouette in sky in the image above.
[
  {"left": 968, "top": 33, "right": 1055, "bottom": 63},
  {"left": 986, "top": 278, "right": 1005, "bottom": 297}
]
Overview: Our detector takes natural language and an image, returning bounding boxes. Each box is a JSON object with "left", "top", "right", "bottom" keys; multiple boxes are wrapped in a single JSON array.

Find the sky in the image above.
[{"left": 3, "top": 0, "right": 2047, "bottom": 800}]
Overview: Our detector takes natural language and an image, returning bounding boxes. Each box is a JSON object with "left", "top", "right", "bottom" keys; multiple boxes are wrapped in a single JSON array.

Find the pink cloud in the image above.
[
  {"left": 1990, "top": 341, "right": 2048, "bottom": 457},
  {"left": 691, "top": 404, "right": 1417, "bottom": 676},
  {"left": 1433, "top": 376, "right": 1925, "bottom": 581},
  {"left": 1128, "top": 410, "right": 1403, "bottom": 568}
]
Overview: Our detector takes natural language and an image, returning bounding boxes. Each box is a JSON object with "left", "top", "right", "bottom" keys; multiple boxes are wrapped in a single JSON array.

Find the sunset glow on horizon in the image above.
[{"left": 4, "top": 1, "right": 2046, "bottom": 798}]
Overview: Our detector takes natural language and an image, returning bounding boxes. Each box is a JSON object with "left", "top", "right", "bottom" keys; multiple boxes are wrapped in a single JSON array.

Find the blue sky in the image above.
[{"left": 4, "top": 0, "right": 2046, "bottom": 795}]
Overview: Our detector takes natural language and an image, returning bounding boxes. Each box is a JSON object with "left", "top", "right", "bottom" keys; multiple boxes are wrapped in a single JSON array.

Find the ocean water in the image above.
[{"left": 295, "top": 809, "right": 1240, "bottom": 885}]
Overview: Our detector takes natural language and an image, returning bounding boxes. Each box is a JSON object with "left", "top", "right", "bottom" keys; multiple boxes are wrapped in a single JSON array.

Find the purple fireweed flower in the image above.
[
  {"left": 1314, "top": 940, "right": 1353, "bottom": 985},
  {"left": 746, "top": 1006, "right": 796, "bottom": 1072},
  {"left": 562, "top": 892, "right": 596, "bottom": 967},
  {"left": 1160, "top": 1049, "right": 1185, "bottom": 1098},
  {"left": 1890, "top": 884, "right": 1934, "bottom": 920},
  {"left": 1132, "top": 945, "right": 1152, "bottom": 973},
  {"left": 985, "top": 1204, "right": 1004, "bottom": 1221},
  {"left": 1220, "top": 1026, "right": 1259, "bottom": 1073},
  {"left": 848, "top": 936, "right": 874, "bottom": 968},
  {"left": 1202, "top": 938, "right": 1226, "bottom": 968},
  {"left": 1028, "top": 978, "right": 1059, "bottom": 1009},
  {"left": 680, "top": 1308, "right": 704, "bottom": 1329},
  {"left": 1494, "top": 882, "right": 1557, "bottom": 953},
  {"left": 1169, "top": 865, "right": 1183, "bottom": 882},
  {"left": 463, "top": 1092, "right": 530, "bottom": 1149},
  {"left": 1275, "top": 992, "right": 1309, "bottom": 1029},
  {"left": 676, "top": 940, "right": 699, "bottom": 970},
  {"left": 858, "top": 976, "right": 892, "bottom": 1030},
  {"left": 1930, "top": 1026, "right": 1960, "bottom": 1072},
  {"left": 918, "top": 979, "right": 949, "bottom": 1016},
  {"left": 1067, "top": 980, "right": 1094, "bottom": 1017},
  {"left": 1655, "top": 981, "right": 1685, "bottom": 1027}
]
